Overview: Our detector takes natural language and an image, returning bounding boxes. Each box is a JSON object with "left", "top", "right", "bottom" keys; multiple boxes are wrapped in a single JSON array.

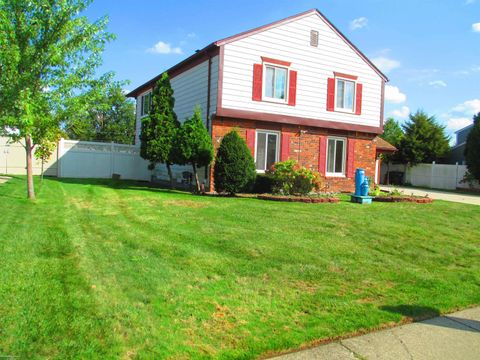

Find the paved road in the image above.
[
  {"left": 272, "top": 307, "right": 480, "bottom": 360},
  {"left": 380, "top": 185, "right": 480, "bottom": 205}
]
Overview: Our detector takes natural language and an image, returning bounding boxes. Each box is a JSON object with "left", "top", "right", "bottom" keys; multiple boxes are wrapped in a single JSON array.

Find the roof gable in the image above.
[
  {"left": 215, "top": 9, "right": 387, "bottom": 82},
  {"left": 127, "top": 8, "right": 387, "bottom": 98}
]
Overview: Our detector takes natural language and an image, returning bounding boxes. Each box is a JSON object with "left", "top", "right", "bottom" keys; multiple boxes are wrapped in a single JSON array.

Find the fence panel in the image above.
[
  {"left": 0, "top": 136, "right": 58, "bottom": 175},
  {"left": 380, "top": 161, "right": 480, "bottom": 190},
  {"left": 58, "top": 139, "right": 151, "bottom": 181}
]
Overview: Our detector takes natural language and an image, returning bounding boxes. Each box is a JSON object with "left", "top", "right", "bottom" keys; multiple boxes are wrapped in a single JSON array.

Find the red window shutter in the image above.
[
  {"left": 326, "top": 78, "right": 335, "bottom": 111},
  {"left": 318, "top": 136, "right": 327, "bottom": 175},
  {"left": 246, "top": 129, "right": 256, "bottom": 156},
  {"left": 252, "top": 64, "right": 263, "bottom": 101},
  {"left": 355, "top": 83, "right": 363, "bottom": 115},
  {"left": 280, "top": 133, "right": 290, "bottom": 161},
  {"left": 288, "top": 70, "right": 297, "bottom": 106},
  {"left": 346, "top": 138, "right": 355, "bottom": 178}
]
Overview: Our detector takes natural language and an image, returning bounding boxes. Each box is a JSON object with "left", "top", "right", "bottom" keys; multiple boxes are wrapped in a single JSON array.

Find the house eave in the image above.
[{"left": 126, "top": 43, "right": 219, "bottom": 98}]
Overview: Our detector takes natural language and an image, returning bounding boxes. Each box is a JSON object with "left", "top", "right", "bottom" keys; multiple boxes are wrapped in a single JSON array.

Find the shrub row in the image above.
[{"left": 213, "top": 130, "right": 323, "bottom": 195}]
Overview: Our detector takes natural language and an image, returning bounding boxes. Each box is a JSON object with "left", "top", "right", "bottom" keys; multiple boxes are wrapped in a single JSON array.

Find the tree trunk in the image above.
[
  {"left": 25, "top": 136, "right": 35, "bottom": 200},
  {"left": 192, "top": 162, "right": 200, "bottom": 193},
  {"left": 166, "top": 162, "right": 174, "bottom": 189}
]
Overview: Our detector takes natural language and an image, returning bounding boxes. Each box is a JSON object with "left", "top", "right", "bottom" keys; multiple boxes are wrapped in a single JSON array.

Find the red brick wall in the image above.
[{"left": 210, "top": 117, "right": 377, "bottom": 193}]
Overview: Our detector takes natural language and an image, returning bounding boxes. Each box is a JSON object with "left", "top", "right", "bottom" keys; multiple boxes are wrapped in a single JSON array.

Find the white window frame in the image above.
[
  {"left": 140, "top": 92, "right": 152, "bottom": 117},
  {"left": 254, "top": 130, "right": 280, "bottom": 172},
  {"left": 334, "top": 77, "right": 356, "bottom": 114},
  {"left": 262, "top": 63, "right": 289, "bottom": 104},
  {"left": 326, "top": 137, "right": 347, "bottom": 177}
]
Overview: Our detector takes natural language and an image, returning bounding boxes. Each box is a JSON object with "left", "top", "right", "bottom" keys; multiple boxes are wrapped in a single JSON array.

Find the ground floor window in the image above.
[
  {"left": 326, "top": 137, "right": 346, "bottom": 176},
  {"left": 255, "top": 130, "right": 279, "bottom": 171}
]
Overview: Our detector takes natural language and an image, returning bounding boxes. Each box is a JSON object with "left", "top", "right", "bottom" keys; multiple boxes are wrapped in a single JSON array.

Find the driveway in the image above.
[
  {"left": 380, "top": 185, "right": 480, "bottom": 205},
  {"left": 272, "top": 307, "right": 480, "bottom": 360}
]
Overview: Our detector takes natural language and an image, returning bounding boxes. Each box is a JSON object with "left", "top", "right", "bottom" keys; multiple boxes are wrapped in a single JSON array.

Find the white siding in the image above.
[
  {"left": 221, "top": 13, "right": 383, "bottom": 129},
  {"left": 134, "top": 56, "right": 219, "bottom": 145},
  {"left": 171, "top": 60, "right": 209, "bottom": 122},
  {"left": 209, "top": 55, "right": 219, "bottom": 118}
]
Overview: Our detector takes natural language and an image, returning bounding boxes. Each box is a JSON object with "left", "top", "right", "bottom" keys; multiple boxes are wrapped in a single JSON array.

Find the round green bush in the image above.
[
  {"left": 268, "top": 160, "right": 323, "bottom": 195},
  {"left": 214, "top": 130, "right": 256, "bottom": 194}
]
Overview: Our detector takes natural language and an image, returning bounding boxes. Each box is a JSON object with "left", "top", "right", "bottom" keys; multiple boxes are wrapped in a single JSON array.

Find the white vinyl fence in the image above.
[
  {"left": 1, "top": 136, "right": 58, "bottom": 176},
  {"left": 58, "top": 139, "right": 151, "bottom": 181},
  {"left": 1, "top": 137, "right": 152, "bottom": 181},
  {"left": 381, "top": 162, "right": 480, "bottom": 190}
]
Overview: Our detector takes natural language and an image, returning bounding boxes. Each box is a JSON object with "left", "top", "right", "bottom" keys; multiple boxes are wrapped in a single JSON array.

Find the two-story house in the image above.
[
  {"left": 127, "top": 9, "right": 389, "bottom": 192},
  {"left": 448, "top": 124, "right": 473, "bottom": 165}
]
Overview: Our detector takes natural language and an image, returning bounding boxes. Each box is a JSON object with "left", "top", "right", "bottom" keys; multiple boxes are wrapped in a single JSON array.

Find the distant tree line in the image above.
[
  {"left": 380, "top": 110, "right": 450, "bottom": 166},
  {"left": 381, "top": 110, "right": 480, "bottom": 183}
]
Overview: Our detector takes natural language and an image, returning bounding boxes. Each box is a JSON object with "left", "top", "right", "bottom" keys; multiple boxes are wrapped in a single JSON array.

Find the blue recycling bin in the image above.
[{"left": 355, "top": 168, "right": 365, "bottom": 196}]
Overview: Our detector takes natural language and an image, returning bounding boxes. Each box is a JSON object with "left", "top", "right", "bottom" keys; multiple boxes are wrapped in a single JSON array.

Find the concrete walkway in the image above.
[
  {"left": 380, "top": 185, "right": 480, "bottom": 205},
  {"left": 272, "top": 307, "right": 480, "bottom": 360},
  {"left": 0, "top": 176, "right": 11, "bottom": 184}
]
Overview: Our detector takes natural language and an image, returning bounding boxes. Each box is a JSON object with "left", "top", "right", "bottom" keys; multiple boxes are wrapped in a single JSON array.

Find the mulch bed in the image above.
[
  {"left": 373, "top": 196, "right": 433, "bottom": 203},
  {"left": 257, "top": 194, "right": 340, "bottom": 203}
]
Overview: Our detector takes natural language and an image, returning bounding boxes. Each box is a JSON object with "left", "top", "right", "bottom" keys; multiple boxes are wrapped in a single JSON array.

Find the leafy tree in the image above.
[
  {"left": 0, "top": 0, "right": 114, "bottom": 199},
  {"left": 465, "top": 113, "right": 480, "bottom": 181},
  {"left": 381, "top": 117, "right": 404, "bottom": 147},
  {"left": 140, "top": 72, "right": 180, "bottom": 188},
  {"left": 34, "top": 130, "right": 61, "bottom": 186},
  {"left": 214, "top": 130, "right": 256, "bottom": 194},
  {"left": 380, "top": 117, "right": 403, "bottom": 183},
  {"left": 174, "top": 106, "right": 214, "bottom": 192},
  {"left": 64, "top": 79, "right": 135, "bottom": 144},
  {"left": 398, "top": 110, "right": 450, "bottom": 165}
]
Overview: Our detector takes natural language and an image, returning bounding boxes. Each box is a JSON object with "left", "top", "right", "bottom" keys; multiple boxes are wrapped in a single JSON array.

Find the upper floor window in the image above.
[
  {"left": 264, "top": 65, "right": 288, "bottom": 101},
  {"left": 255, "top": 130, "right": 279, "bottom": 171},
  {"left": 335, "top": 78, "right": 355, "bottom": 112},
  {"left": 140, "top": 92, "right": 152, "bottom": 117},
  {"left": 326, "top": 137, "right": 346, "bottom": 176}
]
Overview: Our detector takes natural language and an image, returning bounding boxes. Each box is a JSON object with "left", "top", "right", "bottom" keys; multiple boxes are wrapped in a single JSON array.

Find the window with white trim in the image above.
[
  {"left": 335, "top": 78, "right": 355, "bottom": 112},
  {"left": 140, "top": 92, "right": 152, "bottom": 116},
  {"left": 255, "top": 130, "right": 279, "bottom": 171},
  {"left": 264, "top": 65, "right": 288, "bottom": 101},
  {"left": 326, "top": 137, "right": 346, "bottom": 176}
]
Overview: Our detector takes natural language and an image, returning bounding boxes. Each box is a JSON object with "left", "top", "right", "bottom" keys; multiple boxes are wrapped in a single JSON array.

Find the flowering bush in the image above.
[{"left": 267, "top": 160, "right": 323, "bottom": 195}]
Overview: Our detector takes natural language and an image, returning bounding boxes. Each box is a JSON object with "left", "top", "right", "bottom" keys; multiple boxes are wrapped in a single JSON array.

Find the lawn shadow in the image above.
[
  {"left": 380, "top": 305, "right": 480, "bottom": 333},
  {"left": 380, "top": 304, "right": 441, "bottom": 321},
  {"left": 47, "top": 176, "right": 195, "bottom": 196}
]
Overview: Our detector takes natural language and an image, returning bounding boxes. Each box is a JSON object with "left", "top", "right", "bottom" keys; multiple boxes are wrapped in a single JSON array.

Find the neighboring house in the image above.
[
  {"left": 127, "top": 9, "right": 392, "bottom": 192},
  {"left": 449, "top": 124, "right": 473, "bottom": 165}
]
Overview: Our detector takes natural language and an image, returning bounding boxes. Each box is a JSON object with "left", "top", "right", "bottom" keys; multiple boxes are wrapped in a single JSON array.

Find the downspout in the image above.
[{"left": 205, "top": 53, "right": 212, "bottom": 188}]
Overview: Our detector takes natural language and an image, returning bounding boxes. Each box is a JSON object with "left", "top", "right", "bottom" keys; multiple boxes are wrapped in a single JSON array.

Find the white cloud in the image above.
[
  {"left": 385, "top": 85, "right": 407, "bottom": 104},
  {"left": 446, "top": 117, "right": 473, "bottom": 131},
  {"left": 350, "top": 17, "right": 368, "bottom": 30},
  {"left": 452, "top": 99, "right": 480, "bottom": 115},
  {"left": 428, "top": 80, "right": 447, "bottom": 88},
  {"left": 391, "top": 106, "right": 410, "bottom": 119},
  {"left": 454, "top": 65, "right": 480, "bottom": 76},
  {"left": 371, "top": 57, "right": 401, "bottom": 73},
  {"left": 473, "top": 23, "right": 480, "bottom": 32},
  {"left": 187, "top": 32, "right": 197, "bottom": 38},
  {"left": 146, "top": 41, "right": 183, "bottom": 55}
]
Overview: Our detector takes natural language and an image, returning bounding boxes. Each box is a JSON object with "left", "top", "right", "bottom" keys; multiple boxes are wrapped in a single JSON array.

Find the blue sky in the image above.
[{"left": 85, "top": 0, "right": 480, "bottom": 139}]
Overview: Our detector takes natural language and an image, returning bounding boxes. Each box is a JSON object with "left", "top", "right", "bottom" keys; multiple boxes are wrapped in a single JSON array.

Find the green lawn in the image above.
[{"left": 1, "top": 177, "right": 479, "bottom": 359}]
